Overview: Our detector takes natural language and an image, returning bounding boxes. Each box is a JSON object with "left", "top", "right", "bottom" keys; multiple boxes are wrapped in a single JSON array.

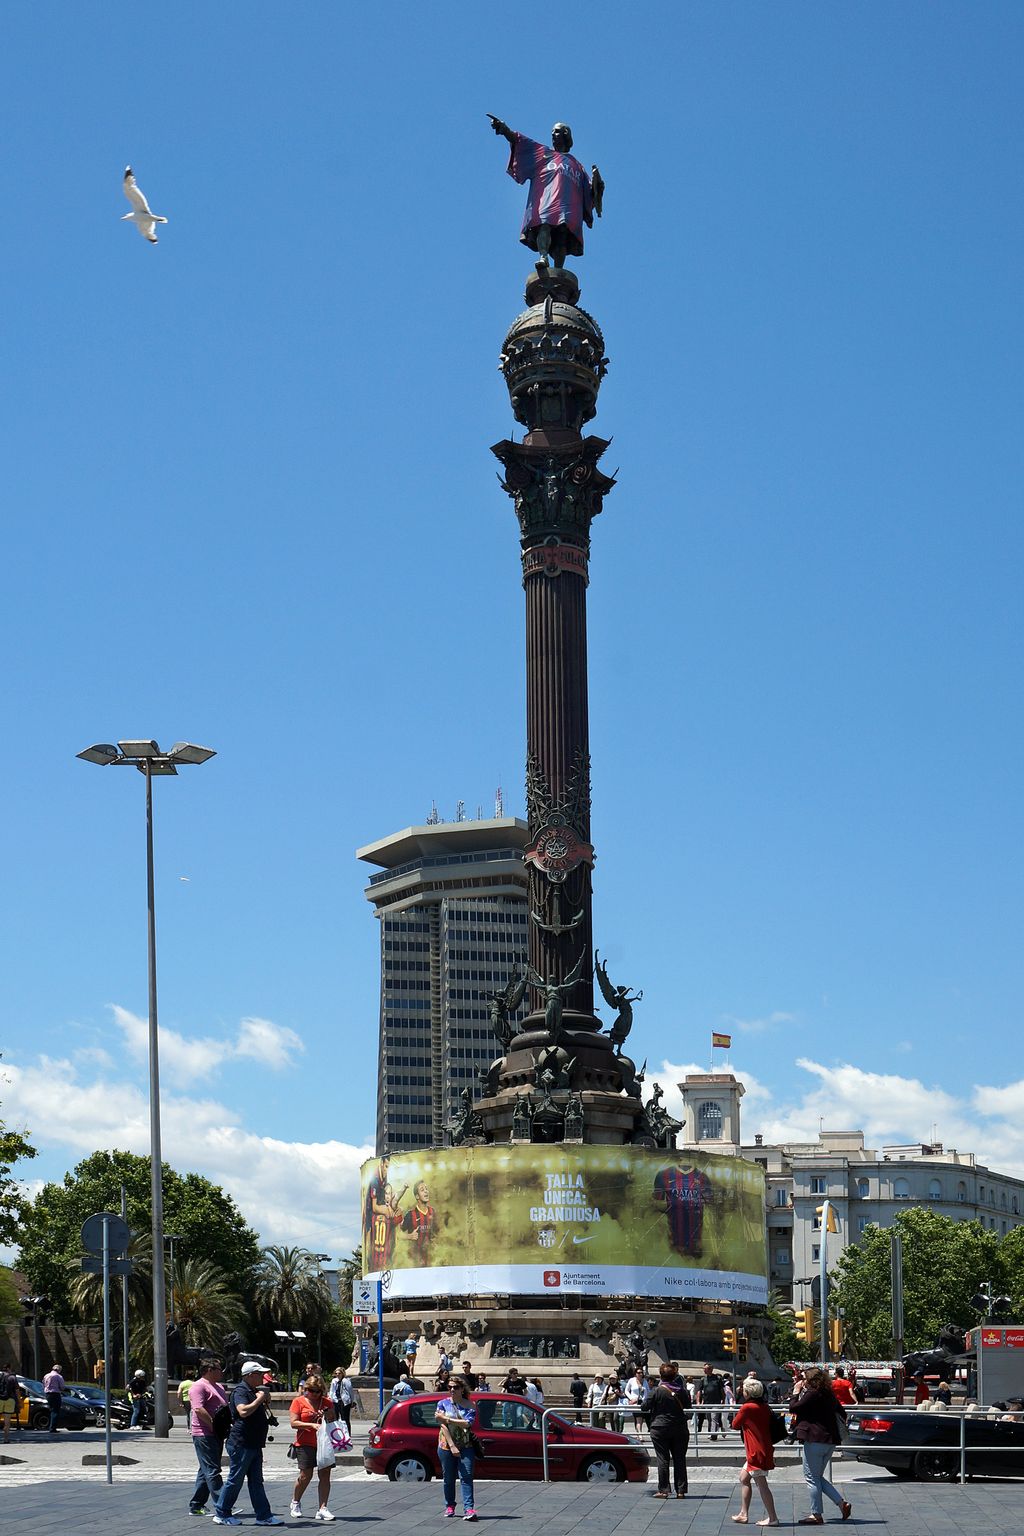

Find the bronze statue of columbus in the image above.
[{"left": 489, "top": 115, "right": 605, "bottom": 268}]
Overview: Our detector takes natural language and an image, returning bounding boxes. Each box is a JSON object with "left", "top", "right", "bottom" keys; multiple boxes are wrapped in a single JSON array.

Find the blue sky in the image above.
[{"left": 3, "top": 3, "right": 1023, "bottom": 1260}]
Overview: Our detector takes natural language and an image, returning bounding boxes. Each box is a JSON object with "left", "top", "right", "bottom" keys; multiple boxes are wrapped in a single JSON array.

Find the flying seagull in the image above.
[{"left": 122, "top": 166, "right": 167, "bottom": 244}]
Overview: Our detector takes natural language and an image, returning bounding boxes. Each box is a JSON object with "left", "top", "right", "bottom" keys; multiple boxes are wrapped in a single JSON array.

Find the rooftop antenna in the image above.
[
  {"left": 495, "top": 784, "right": 504, "bottom": 818},
  {"left": 476, "top": 804, "right": 483, "bottom": 820},
  {"left": 456, "top": 800, "right": 466, "bottom": 822},
  {"left": 426, "top": 800, "right": 440, "bottom": 825}
]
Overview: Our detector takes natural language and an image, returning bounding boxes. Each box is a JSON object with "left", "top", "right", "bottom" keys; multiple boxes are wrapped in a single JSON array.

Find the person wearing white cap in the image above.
[{"left": 213, "top": 1363, "right": 283, "bottom": 1526}]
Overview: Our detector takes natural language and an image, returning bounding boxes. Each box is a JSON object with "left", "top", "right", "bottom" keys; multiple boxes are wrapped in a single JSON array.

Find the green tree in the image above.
[
  {"left": 0, "top": 1265, "right": 21, "bottom": 1322},
  {"left": 997, "top": 1225, "right": 1024, "bottom": 1317},
  {"left": 764, "top": 1286, "right": 800, "bottom": 1365},
  {"left": 251, "top": 1245, "right": 332, "bottom": 1333},
  {"left": 17, "top": 1149, "right": 261, "bottom": 1321},
  {"left": 830, "top": 1207, "right": 1002, "bottom": 1356},
  {"left": 122, "top": 1255, "right": 247, "bottom": 1365},
  {"left": 320, "top": 1303, "right": 355, "bottom": 1373},
  {"left": 0, "top": 1063, "right": 37, "bottom": 1247}
]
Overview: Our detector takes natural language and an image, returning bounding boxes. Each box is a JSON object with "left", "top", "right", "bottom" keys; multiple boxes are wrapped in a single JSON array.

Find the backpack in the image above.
[
  {"left": 768, "top": 1410, "right": 787, "bottom": 1444},
  {"left": 0, "top": 1371, "right": 18, "bottom": 1401}
]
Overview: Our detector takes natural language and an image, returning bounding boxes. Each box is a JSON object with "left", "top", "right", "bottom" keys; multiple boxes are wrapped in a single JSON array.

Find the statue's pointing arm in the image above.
[{"left": 488, "top": 114, "right": 516, "bottom": 145}]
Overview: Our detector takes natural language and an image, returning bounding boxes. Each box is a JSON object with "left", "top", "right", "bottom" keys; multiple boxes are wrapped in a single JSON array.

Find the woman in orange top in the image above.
[{"left": 289, "top": 1372, "right": 337, "bottom": 1522}]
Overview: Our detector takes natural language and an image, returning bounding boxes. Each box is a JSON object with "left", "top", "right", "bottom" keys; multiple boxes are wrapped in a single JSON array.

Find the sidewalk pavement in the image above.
[{"left": 3, "top": 1468, "right": 1024, "bottom": 1536}]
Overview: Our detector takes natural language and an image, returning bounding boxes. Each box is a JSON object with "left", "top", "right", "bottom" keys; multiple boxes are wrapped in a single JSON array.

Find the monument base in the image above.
[{"left": 354, "top": 1299, "right": 780, "bottom": 1401}]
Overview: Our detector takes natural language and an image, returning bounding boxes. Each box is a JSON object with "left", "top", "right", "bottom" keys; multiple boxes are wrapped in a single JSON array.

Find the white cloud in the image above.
[
  {"left": 236, "top": 1016, "right": 303, "bottom": 1071},
  {"left": 110, "top": 1005, "right": 305, "bottom": 1086},
  {"left": 727, "top": 1011, "right": 795, "bottom": 1036},
  {"left": 1, "top": 1051, "right": 371, "bottom": 1257}
]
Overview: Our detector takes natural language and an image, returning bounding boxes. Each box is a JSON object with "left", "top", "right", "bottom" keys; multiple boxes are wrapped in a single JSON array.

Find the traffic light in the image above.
[
  {"left": 737, "top": 1331, "right": 748, "bottom": 1362},
  {"left": 828, "top": 1319, "right": 843, "bottom": 1354},
  {"left": 815, "top": 1203, "right": 839, "bottom": 1233},
  {"left": 794, "top": 1307, "right": 816, "bottom": 1346},
  {"left": 722, "top": 1327, "right": 739, "bottom": 1356}
]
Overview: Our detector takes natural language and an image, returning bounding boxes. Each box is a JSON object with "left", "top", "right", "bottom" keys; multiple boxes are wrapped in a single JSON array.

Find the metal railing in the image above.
[
  {"left": 539, "top": 1403, "right": 739, "bottom": 1483},
  {"left": 540, "top": 1404, "right": 647, "bottom": 1483},
  {"left": 538, "top": 1401, "right": 1024, "bottom": 1486},
  {"left": 843, "top": 1403, "right": 1024, "bottom": 1488}
]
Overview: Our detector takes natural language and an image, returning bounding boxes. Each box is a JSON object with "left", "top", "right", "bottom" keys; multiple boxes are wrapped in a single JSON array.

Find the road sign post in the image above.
[{"left": 81, "top": 1211, "right": 133, "bottom": 1484}]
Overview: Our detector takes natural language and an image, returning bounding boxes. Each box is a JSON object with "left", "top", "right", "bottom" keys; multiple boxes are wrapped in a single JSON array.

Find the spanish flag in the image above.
[{"left": 712, "top": 1032, "right": 732, "bottom": 1049}]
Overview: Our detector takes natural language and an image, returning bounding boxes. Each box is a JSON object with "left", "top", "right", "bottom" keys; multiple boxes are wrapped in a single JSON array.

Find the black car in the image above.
[
  {"left": 846, "top": 1407, "right": 1024, "bottom": 1480},
  {"left": 15, "top": 1376, "right": 97, "bottom": 1432}
]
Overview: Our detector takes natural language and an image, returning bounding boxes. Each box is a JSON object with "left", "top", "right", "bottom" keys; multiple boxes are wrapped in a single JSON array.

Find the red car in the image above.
[{"left": 364, "top": 1391, "right": 650, "bottom": 1484}]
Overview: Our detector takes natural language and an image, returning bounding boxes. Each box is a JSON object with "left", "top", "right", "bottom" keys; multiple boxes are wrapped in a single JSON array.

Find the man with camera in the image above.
[{"left": 213, "top": 1362, "right": 283, "bottom": 1526}]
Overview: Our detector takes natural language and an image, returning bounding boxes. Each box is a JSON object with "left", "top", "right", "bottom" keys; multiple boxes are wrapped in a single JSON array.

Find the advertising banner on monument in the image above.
[{"left": 360, "top": 1144, "right": 767, "bottom": 1304}]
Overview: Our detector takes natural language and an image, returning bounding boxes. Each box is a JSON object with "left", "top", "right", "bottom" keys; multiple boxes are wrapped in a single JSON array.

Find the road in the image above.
[{"left": 2, "top": 1423, "right": 1023, "bottom": 1534}]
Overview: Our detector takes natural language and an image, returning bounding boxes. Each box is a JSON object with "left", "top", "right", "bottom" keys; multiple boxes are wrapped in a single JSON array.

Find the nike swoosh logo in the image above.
[{"left": 572, "top": 1235, "right": 594, "bottom": 1244}]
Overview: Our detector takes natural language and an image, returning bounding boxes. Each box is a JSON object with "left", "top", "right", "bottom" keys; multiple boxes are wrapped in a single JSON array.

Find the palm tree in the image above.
[
  {"left": 171, "top": 1256, "right": 247, "bottom": 1347},
  {"left": 127, "top": 1255, "right": 246, "bottom": 1366},
  {"left": 68, "top": 1232, "right": 153, "bottom": 1329},
  {"left": 251, "top": 1245, "right": 332, "bottom": 1333}
]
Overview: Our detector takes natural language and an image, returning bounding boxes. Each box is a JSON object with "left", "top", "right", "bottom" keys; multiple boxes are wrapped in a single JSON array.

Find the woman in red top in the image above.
[
  {"left": 289, "top": 1373, "right": 337, "bottom": 1522},
  {"left": 730, "top": 1379, "right": 779, "bottom": 1527}
]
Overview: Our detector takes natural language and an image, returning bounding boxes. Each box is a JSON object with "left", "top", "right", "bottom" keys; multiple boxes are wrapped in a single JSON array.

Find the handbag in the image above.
[
  {"left": 328, "top": 1423, "right": 352, "bottom": 1453},
  {"left": 316, "top": 1417, "right": 337, "bottom": 1470},
  {"left": 768, "top": 1411, "right": 787, "bottom": 1445},
  {"left": 212, "top": 1405, "right": 232, "bottom": 1440}
]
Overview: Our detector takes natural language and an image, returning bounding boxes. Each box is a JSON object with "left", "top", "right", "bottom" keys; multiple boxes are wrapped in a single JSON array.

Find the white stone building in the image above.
[{"left": 678, "top": 1073, "right": 1024, "bottom": 1309}]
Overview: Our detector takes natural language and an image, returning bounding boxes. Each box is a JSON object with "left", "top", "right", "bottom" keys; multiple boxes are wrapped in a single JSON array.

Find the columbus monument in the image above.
[
  {"left": 468, "top": 116, "right": 653, "bottom": 1147},
  {"left": 356, "top": 121, "right": 768, "bottom": 1394}
]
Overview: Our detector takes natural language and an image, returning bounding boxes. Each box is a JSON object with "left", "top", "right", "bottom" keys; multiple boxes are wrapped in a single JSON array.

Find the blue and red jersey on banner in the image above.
[
  {"left": 653, "top": 1165, "right": 712, "bottom": 1256},
  {"left": 507, "top": 133, "right": 595, "bottom": 257}
]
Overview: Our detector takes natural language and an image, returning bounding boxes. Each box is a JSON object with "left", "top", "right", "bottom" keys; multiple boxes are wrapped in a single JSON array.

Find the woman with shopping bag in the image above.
[{"left": 288, "top": 1372, "right": 338, "bottom": 1522}]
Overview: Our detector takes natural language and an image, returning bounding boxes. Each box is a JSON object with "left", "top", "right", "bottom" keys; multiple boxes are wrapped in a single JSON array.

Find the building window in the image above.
[
  {"left": 893, "top": 1177, "right": 911, "bottom": 1199},
  {"left": 857, "top": 1179, "right": 870, "bottom": 1199},
  {"left": 928, "top": 1179, "right": 942, "bottom": 1201},
  {"left": 812, "top": 1214, "right": 822, "bottom": 1231},
  {"left": 812, "top": 1245, "right": 821, "bottom": 1263},
  {"left": 810, "top": 1176, "right": 827, "bottom": 1195},
  {"left": 979, "top": 1184, "right": 985, "bottom": 1201},
  {"left": 775, "top": 1249, "right": 790, "bottom": 1265},
  {"left": 990, "top": 1190, "right": 995, "bottom": 1205},
  {"left": 1014, "top": 1196, "right": 1020, "bottom": 1215},
  {"left": 957, "top": 1182, "right": 967, "bottom": 1202},
  {"left": 1001, "top": 1192, "right": 1007, "bottom": 1209},
  {"left": 775, "top": 1188, "right": 789, "bottom": 1207},
  {"left": 698, "top": 1101, "right": 723, "bottom": 1140},
  {"left": 858, "top": 1217, "right": 870, "bottom": 1235}
]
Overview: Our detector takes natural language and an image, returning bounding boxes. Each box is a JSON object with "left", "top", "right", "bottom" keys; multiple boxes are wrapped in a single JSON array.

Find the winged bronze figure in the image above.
[
  {"left": 488, "top": 966, "right": 528, "bottom": 1051},
  {"left": 595, "top": 950, "right": 643, "bottom": 1054},
  {"left": 527, "top": 951, "right": 587, "bottom": 1043}
]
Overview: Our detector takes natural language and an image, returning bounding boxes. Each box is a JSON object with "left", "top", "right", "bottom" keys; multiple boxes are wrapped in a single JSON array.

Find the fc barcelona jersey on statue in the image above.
[
  {"left": 653, "top": 1165, "right": 712, "bottom": 1257},
  {"left": 507, "top": 134, "right": 595, "bottom": 257}
]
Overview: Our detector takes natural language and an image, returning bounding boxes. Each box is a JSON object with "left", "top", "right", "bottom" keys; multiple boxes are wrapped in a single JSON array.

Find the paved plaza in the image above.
[{"left": 1, "top": 1428, "right": 1022, "bottom": 1536}]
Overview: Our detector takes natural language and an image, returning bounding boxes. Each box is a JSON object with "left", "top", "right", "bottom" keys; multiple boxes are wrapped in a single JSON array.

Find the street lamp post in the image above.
[
  {"left": 312, "top": 1254, "right": 332, "bottom": 1366},
  {"left": 165, "top": 1234, "right": 184, "bottom": 1330},
  {"left": 77, "top": 739, "right": 215, "bottom": 1437}
]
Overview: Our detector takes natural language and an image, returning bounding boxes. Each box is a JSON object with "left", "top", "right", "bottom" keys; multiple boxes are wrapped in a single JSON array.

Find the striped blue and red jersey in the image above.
[
  {"left": 507, "top": 134, "right": 594, "bottom": 257},
  {"left": 653, "top": 1166, "right": 712, "bottom": 1256}
]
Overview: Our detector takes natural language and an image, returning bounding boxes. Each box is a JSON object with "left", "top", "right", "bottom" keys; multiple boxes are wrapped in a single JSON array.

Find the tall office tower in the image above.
[{"left": 358, "top": 817, "right": 530, "bottom": 1154}]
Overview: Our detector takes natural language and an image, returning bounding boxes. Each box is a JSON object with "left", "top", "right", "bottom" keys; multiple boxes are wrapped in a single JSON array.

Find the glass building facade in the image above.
[{"left": 358, "top": 818, "right": 530, "bottom": 1154}]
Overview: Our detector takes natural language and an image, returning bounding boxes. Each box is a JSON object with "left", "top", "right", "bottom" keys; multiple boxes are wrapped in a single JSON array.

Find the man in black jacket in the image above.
[
  {"left": 696, "top": 1364, "right": 725, "bottom": 1439},
  {"left": 213, "top": 1362, "right": 282, "bottom": 1526}
]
